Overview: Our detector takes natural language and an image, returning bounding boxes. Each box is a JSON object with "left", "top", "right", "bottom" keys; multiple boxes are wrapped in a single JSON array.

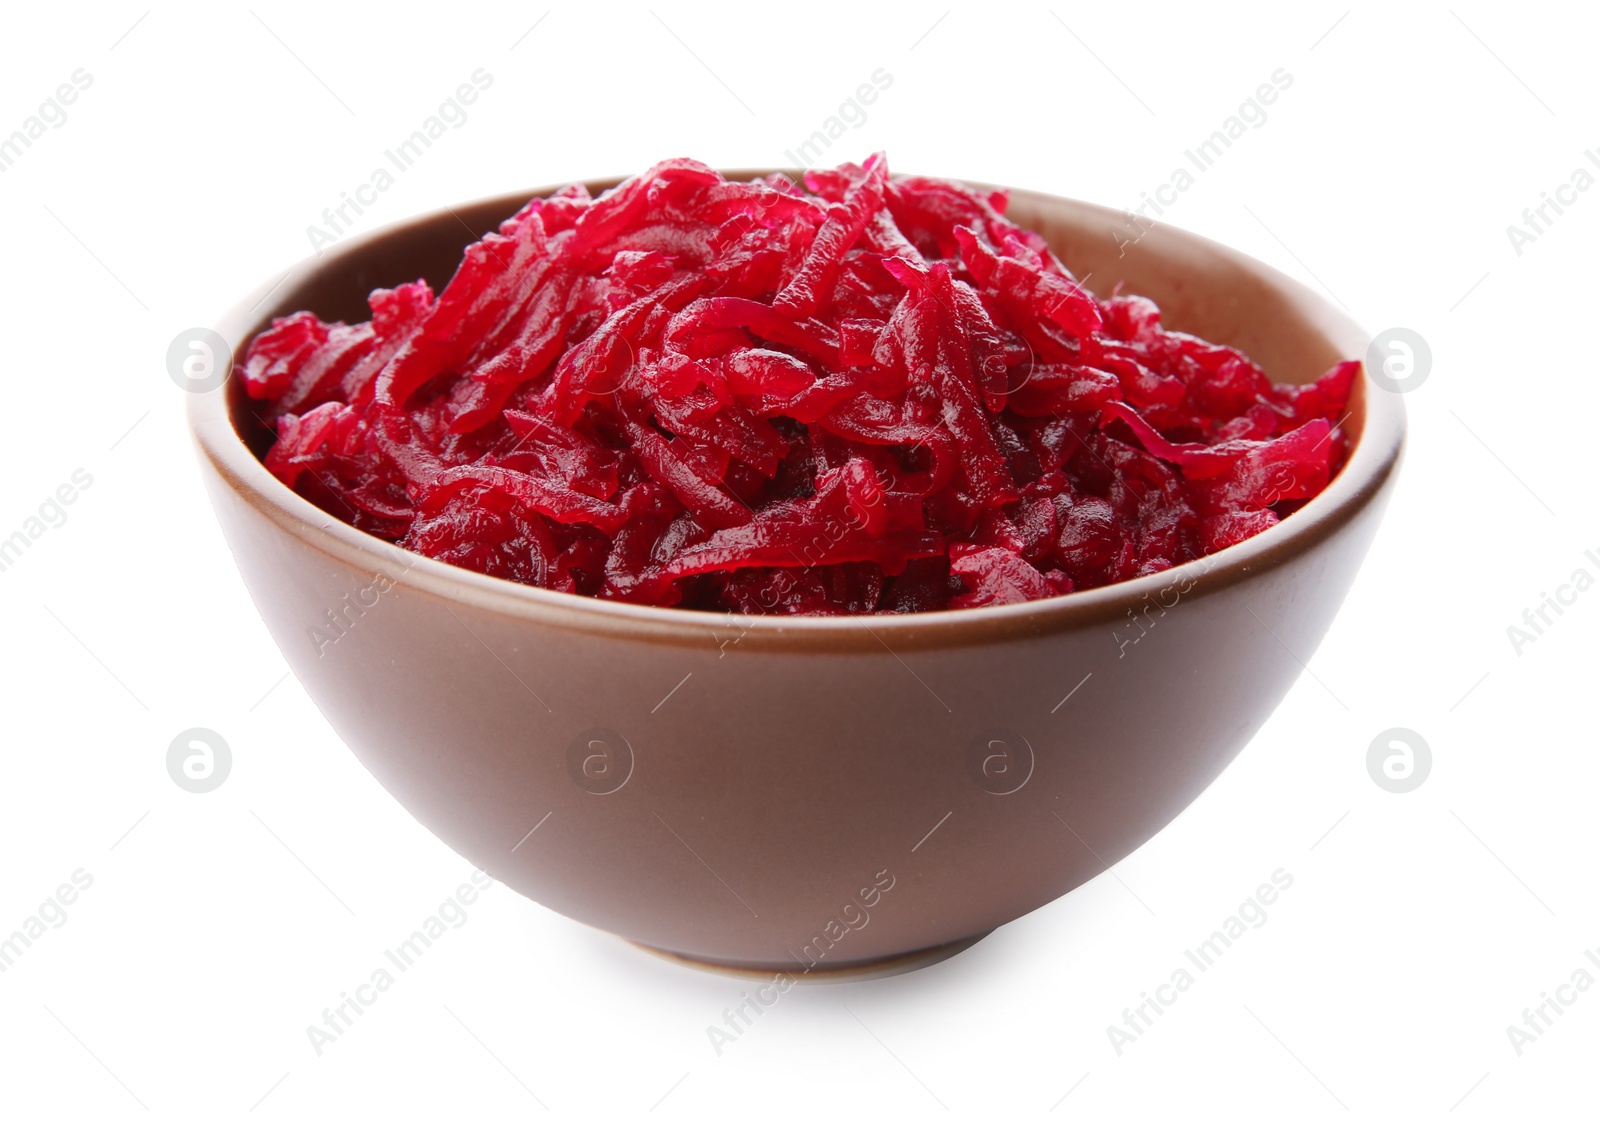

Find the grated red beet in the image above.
[{"left": 242, "top": 156, "right": 1356, "bottom": 615}]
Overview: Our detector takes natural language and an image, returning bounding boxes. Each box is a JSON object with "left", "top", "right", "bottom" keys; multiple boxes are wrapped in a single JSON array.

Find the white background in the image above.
[{"left": 1, "top": 2, "right": 1595, "bottom": 1119}]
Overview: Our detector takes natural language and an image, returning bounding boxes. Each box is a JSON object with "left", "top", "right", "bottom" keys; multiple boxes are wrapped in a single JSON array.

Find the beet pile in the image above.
[{"left": 242, "top": 155, "right": 1355, "bottom": 615}]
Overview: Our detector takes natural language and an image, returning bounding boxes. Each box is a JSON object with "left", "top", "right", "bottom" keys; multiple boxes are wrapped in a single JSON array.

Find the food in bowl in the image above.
[{"left": 240, "top": 155, "right": 1355, "bottom": 614}]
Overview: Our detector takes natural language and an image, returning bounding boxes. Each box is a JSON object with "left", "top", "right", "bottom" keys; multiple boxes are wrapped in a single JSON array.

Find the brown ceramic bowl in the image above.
[{"left": 190, "top": 172, "right": 1403, "bottom": 979}]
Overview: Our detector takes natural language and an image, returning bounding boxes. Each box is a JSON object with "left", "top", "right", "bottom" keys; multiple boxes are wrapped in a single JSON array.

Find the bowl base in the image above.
[{"left": 627, "top": 930, "right": 993, "bottom": 983}]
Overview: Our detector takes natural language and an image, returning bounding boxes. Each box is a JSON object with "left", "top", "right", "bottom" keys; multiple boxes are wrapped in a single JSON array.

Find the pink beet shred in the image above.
[{"left": 242, "top": 156, "right": 1356, "bottom": 614}]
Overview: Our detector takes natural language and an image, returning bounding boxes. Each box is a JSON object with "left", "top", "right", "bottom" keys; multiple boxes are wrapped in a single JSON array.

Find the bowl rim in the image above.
[{"left": 188, "top": 171, "right": 1405, "bottom": 654}]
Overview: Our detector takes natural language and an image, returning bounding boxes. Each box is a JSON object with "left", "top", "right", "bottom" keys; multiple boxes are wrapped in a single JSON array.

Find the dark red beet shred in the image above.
[{"left": 242, "top": 156, "right": 1356, "bottom": 615}]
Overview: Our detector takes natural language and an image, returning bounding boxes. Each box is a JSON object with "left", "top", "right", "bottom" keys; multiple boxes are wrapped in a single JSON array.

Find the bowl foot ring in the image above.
[{"left": 626, "top": 930, "right": 993, "bottom": 983}]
